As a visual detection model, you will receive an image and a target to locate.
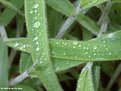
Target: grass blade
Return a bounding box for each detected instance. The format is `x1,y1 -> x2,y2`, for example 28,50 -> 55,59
5,30 -> 121,62
19,52 -> 83,73
0,0 -> 24,17
0,38 -> 8,88
0,0 -> 24,26
24,0 -> 62,90
76,62 -> 95,91
47,0 -> 74,16
80,0 -> 108,9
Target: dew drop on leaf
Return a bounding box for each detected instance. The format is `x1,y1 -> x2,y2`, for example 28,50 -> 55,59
34,21 -> 40,28
14,43 -> 19,47
34,4 -> 39,9
36,47 -> 40,51
73,41 -> 78,45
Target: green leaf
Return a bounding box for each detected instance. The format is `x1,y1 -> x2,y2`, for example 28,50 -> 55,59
80,0 -> 108,9
19,52 -> 82,73
93,65 -> 100,91
0,38 -> 8,88
76,13 -> 99,35
47,0 -> 74,16
24,0 -> 62,91
47,0 -> 100,35
0,0 -> 24,26
19,52 -> 33,73
6,30 -> 121,62
16,84 -> 36,91
0,0 -> 24,17
76,62 -> 95,91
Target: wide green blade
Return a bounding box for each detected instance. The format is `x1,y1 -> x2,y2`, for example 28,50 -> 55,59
24,0 -> 62,91
5,30 -> 121,62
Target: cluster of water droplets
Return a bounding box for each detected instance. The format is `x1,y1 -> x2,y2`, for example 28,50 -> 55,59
13,42 -> 30,51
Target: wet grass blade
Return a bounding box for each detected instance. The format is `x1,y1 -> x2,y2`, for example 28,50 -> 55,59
24,0 -> 62,91
76,62 -> 95,91
5,30 -> 121,62
80,0 -> 108,9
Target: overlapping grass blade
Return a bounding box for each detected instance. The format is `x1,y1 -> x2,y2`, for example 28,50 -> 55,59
80,0 -> 108,9
24,0 -> 62,90
6,30 -> 121,62
0,0 -> 24,17
0,0 -> 24,26
19,52 -> 82,73
76,62 -> 95,91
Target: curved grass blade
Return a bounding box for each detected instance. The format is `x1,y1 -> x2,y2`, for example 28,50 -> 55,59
47,0 -> 74,16
0,0 -> 24,26
80,0 -> 108,9
76,62 -> 95,91
47,0 -> 100,35
5,30 -> 121,62
24,0 -> 62,91
0,0 -> 24,17
0,38 -> 8,88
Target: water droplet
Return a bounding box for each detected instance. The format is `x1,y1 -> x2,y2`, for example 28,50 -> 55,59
108,33 -> 114,38
85,52 -> 88,54
73,41 -> 78,45
34,21 -> 40,28
43,53 -> 45,55
23,45 -> 26,48
35,17 -> 37,19
39,33 -> 41,36
34,4 -> 39,9
20,47 -> 23,49
106,48 -> 108,50
14,43 -> 19,47
34,10 -> 37,13
36,42 -> 39,45
88,55 -> 91,58
75,56 -> 77,58
56,42 -> 59,44
86,47 -> 89,50
103,41 -> 106,43
73,46 -> 76,48
79,45 -> 81,47
109,53 -> 111,55
84,46 -> 86,49
33,36 -> 38,41
30,10 -> 33,14
36,47 -> 39,51
93,46 -> 97,50
64,43 -> 66,45
40,61 -> 42,64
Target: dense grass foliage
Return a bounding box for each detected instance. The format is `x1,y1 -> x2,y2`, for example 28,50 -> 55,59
0,0 -> 121,91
